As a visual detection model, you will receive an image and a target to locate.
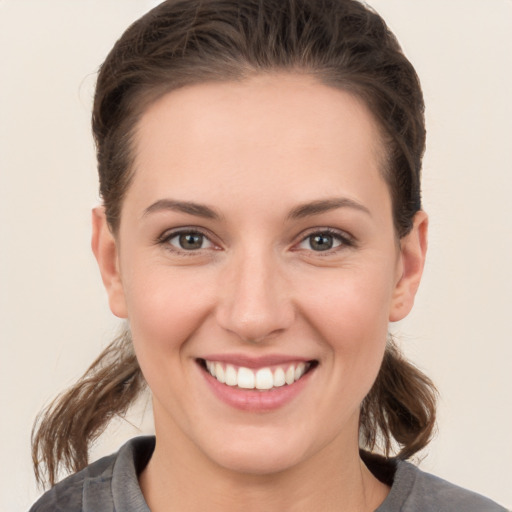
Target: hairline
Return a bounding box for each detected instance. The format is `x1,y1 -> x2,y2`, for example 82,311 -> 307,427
106,67 -> 400,238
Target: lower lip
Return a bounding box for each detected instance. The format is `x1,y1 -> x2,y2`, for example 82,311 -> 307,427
199,363 -> 315,412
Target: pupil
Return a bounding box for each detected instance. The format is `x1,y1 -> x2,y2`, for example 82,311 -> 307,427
311,233 -> 333,251
179,233 -> 203,250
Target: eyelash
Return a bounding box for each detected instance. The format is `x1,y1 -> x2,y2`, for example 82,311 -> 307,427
156,227 -> 356,254
156,228 -> 216,254
296,228 -> 356,254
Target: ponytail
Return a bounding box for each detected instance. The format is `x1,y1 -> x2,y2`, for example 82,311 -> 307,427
360,339 -> 438,459
31,329 -> 144,487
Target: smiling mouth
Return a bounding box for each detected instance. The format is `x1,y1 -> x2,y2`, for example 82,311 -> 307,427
198,358 -> 318,391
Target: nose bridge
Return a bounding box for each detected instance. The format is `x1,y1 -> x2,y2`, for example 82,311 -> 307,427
217,243 -> 294,342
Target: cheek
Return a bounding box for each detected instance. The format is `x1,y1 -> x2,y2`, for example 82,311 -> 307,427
121,263 -> 215,374
299,265 -> 393,388
302,264 -> 393,338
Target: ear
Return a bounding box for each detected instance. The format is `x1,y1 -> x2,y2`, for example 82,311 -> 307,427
389,210 -> 428,322
91,207 -> 128,318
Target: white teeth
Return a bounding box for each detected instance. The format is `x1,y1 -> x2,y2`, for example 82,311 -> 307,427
285,366 -> 295,385
205,360 -> 312,390
255,368 -> 273,390
215,362 -> 225,383
273,367 -> 286,387
225,364 -> 237,386
237,367 -> 255,389
295,362 -> 306,381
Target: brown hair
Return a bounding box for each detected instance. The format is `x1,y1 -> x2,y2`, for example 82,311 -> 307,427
32,0 -> 436,487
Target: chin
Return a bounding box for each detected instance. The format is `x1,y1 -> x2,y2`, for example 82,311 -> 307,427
211,443 -> 306,476
196,422 -> 323,477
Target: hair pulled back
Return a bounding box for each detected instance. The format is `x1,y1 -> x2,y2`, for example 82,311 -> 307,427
33,0 -> 436,487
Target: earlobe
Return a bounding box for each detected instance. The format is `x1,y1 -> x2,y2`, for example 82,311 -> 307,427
389,211 -> 428,322
91,207 -> 128,319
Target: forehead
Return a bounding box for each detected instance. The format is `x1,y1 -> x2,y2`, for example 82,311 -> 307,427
129,73 -> 388,214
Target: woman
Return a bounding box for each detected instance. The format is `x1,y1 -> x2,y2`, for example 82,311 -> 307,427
29,0 -> 508,510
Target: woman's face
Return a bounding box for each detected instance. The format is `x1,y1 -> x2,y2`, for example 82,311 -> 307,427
94,73 -> 426,475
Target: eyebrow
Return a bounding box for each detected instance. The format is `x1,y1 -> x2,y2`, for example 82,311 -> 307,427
142,197 -> 370,221
287,198 -> 371,219
142,199 -> 221,220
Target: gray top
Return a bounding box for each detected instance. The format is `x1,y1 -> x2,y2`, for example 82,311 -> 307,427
30,436 -> 508,512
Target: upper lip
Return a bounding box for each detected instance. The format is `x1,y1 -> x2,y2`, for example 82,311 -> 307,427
198,353 -> 315,369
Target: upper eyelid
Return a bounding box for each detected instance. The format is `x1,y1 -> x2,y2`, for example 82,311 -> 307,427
297,227 -> 354,242
155,227 -> 220,252
157,226 -> 214,242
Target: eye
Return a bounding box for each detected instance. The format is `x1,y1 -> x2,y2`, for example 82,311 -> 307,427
165,231 -> 214,251
297,230 -> 352,252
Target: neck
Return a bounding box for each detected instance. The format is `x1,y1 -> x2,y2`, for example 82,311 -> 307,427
139,418 -> 389,512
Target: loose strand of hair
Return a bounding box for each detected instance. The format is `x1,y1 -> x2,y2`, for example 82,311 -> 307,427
360,338 -> 438,460
31,329 -> 144,488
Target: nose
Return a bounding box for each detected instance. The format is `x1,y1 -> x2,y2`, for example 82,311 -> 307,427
215,247 -> 295,343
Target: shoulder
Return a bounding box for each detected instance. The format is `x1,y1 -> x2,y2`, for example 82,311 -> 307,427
28,452 -> 116,512
379,459 -> 508,512
29,436 -> 155,512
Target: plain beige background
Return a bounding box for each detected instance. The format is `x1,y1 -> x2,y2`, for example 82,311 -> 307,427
1,0 -> 511,510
